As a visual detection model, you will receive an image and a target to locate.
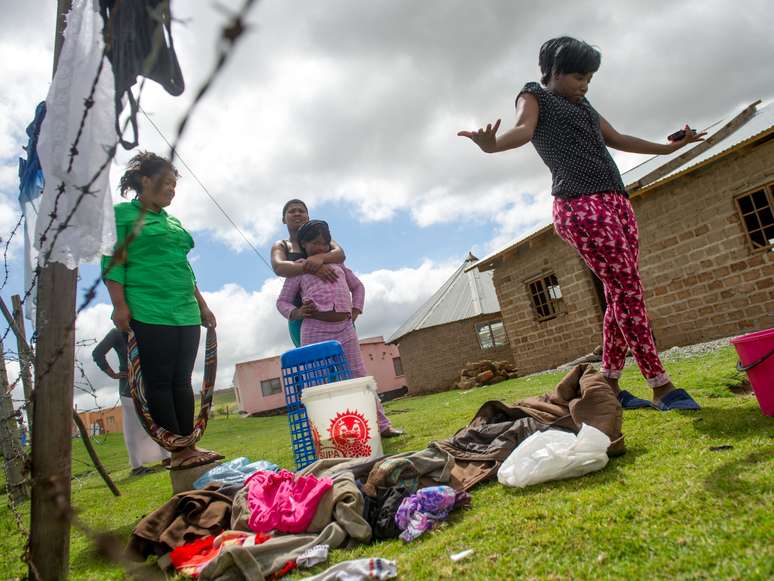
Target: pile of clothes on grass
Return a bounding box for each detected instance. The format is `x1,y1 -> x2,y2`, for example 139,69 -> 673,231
126,365 -> 624,580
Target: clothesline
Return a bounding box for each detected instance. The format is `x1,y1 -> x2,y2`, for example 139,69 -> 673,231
139,106 -> 274,274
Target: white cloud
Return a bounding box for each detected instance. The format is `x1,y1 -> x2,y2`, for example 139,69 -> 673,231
3,0 -> 773,257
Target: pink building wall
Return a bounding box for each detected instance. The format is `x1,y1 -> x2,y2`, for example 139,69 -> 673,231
233,337 -> 406,415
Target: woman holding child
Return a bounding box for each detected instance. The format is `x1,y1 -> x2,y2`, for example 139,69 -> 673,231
274,214 -> 403,437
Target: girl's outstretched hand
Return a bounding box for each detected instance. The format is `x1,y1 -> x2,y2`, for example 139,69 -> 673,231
457,119 -> 501,153
671,124 -> 707,151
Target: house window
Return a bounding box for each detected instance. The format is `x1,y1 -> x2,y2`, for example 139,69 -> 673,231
476,320 -> 508,350
736,185 -> 774,250
260,377 -> 282,397
527,273 -> 563,321
392,357 -> 404,377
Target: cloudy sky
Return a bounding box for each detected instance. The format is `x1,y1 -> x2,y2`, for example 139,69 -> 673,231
1,0 -> 772,410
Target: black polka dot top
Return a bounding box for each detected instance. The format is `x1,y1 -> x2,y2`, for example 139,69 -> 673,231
518,82 -> 627,199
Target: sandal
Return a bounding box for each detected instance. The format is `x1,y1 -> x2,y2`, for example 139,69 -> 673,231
170,450 -> 224,471
618,390 -> 659,410
657,388 -> 701,411
380,427 -> 405,438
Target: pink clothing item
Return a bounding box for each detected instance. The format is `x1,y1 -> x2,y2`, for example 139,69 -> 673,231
277,264 -> 365,319
552,192 -> 670,387
301,318 -> 392,431
245,469 -> 333,534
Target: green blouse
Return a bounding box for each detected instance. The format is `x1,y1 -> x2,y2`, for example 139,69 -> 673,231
102,200 -> 201,326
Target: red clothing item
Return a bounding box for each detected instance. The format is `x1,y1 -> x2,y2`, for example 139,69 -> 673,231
246,469 -> 333,534
169,531 -> 271,577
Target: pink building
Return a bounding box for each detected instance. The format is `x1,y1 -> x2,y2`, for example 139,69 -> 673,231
233,336 -> 406,415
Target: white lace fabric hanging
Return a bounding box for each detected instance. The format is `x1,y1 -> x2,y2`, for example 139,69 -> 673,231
35,0 -> 118,270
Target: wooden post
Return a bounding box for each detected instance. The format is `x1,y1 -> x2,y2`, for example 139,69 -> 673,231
71,411 -> 121,497
29,264 -> 77,581
1,296 -> 120,497
0,337 -> 28,504
29,1 -> 76,578
12,295 -> 34,434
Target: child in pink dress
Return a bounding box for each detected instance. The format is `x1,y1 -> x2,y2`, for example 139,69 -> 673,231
276,220 -> 402,437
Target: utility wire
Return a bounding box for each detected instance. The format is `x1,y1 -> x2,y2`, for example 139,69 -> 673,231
140,107 -> 274,273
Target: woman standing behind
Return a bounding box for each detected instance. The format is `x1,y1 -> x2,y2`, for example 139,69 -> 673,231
102,152 -> 222,469
271,199 -> 346,347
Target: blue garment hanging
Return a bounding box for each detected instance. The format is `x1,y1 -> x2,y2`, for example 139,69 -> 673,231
17,101 -> 46,323
18,101 -> 46,208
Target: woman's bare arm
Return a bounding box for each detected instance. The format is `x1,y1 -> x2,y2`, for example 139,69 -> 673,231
600,116 -> 705,154
457,93 -> 539,153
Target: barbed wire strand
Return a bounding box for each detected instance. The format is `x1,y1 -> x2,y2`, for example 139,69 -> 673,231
1,1 -> 262,577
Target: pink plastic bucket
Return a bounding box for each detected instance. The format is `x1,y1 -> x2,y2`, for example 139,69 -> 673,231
730,327 -> 774,416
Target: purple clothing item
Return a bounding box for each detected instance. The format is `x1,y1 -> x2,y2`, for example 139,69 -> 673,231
277,264 -> 365,318
245,469 -> 333,534
395,486 -> 470,542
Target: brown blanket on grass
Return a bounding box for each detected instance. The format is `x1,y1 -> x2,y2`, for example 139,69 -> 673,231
126,484 -> 232,560
435,364 -> 624,491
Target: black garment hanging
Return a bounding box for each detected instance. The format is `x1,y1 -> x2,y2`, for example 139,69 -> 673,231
99,0 -> 185,149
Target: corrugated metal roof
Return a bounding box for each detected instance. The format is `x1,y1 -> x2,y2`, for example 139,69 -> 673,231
388,253 -> 502,343
467,99 -> 773,273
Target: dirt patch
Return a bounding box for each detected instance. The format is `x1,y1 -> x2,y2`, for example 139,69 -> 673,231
728,378 -> 754,396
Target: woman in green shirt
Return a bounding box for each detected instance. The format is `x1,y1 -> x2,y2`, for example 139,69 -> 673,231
102,152 -> 221,470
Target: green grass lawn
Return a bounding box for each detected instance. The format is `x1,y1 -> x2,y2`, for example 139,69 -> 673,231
1,346 -> 772,580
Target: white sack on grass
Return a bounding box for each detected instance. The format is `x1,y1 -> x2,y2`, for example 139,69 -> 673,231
35,0 -> 117,269
497,423 -> 610,488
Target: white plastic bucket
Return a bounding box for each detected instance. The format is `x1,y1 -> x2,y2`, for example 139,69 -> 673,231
301,376 -> 383,460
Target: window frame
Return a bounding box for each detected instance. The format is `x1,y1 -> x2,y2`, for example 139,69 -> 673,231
735,183 -> 774,253
525,272 -> 563,322
475,320 -> 509,350
260,377 -> 282,397
392,356 -> 404,377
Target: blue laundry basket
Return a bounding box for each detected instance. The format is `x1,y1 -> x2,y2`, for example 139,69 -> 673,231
281,340 -> 353,469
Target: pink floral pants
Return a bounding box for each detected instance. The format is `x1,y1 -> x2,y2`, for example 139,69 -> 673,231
552,192 -> 670,387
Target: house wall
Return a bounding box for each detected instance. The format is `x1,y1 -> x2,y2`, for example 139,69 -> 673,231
491,137 -> 774,375
492,236 -> 604,375
234,340 -> 406,415
635,138 -> 774,347
74,405 -> 124,436
396,313 -> 514,394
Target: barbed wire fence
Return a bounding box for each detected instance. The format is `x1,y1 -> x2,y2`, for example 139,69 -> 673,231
0,0 -> 260,578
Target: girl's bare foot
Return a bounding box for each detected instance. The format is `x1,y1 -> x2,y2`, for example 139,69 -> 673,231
604,377 -> 621,395
652,381 -> 676,404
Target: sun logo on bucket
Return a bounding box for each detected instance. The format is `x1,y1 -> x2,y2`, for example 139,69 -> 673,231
328,409 -> 372,458
312,423 -> 342,459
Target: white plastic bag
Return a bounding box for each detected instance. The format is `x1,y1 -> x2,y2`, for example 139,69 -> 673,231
497,423 -> 611,488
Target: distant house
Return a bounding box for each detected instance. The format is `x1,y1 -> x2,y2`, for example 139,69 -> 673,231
388,253 -> 513,394
470,100 -> 774,375
233,336 -> 406,415
73,405 -> 123,437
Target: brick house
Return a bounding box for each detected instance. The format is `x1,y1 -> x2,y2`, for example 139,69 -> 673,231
388,253 -> 513,393
470,100 -> 774,375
